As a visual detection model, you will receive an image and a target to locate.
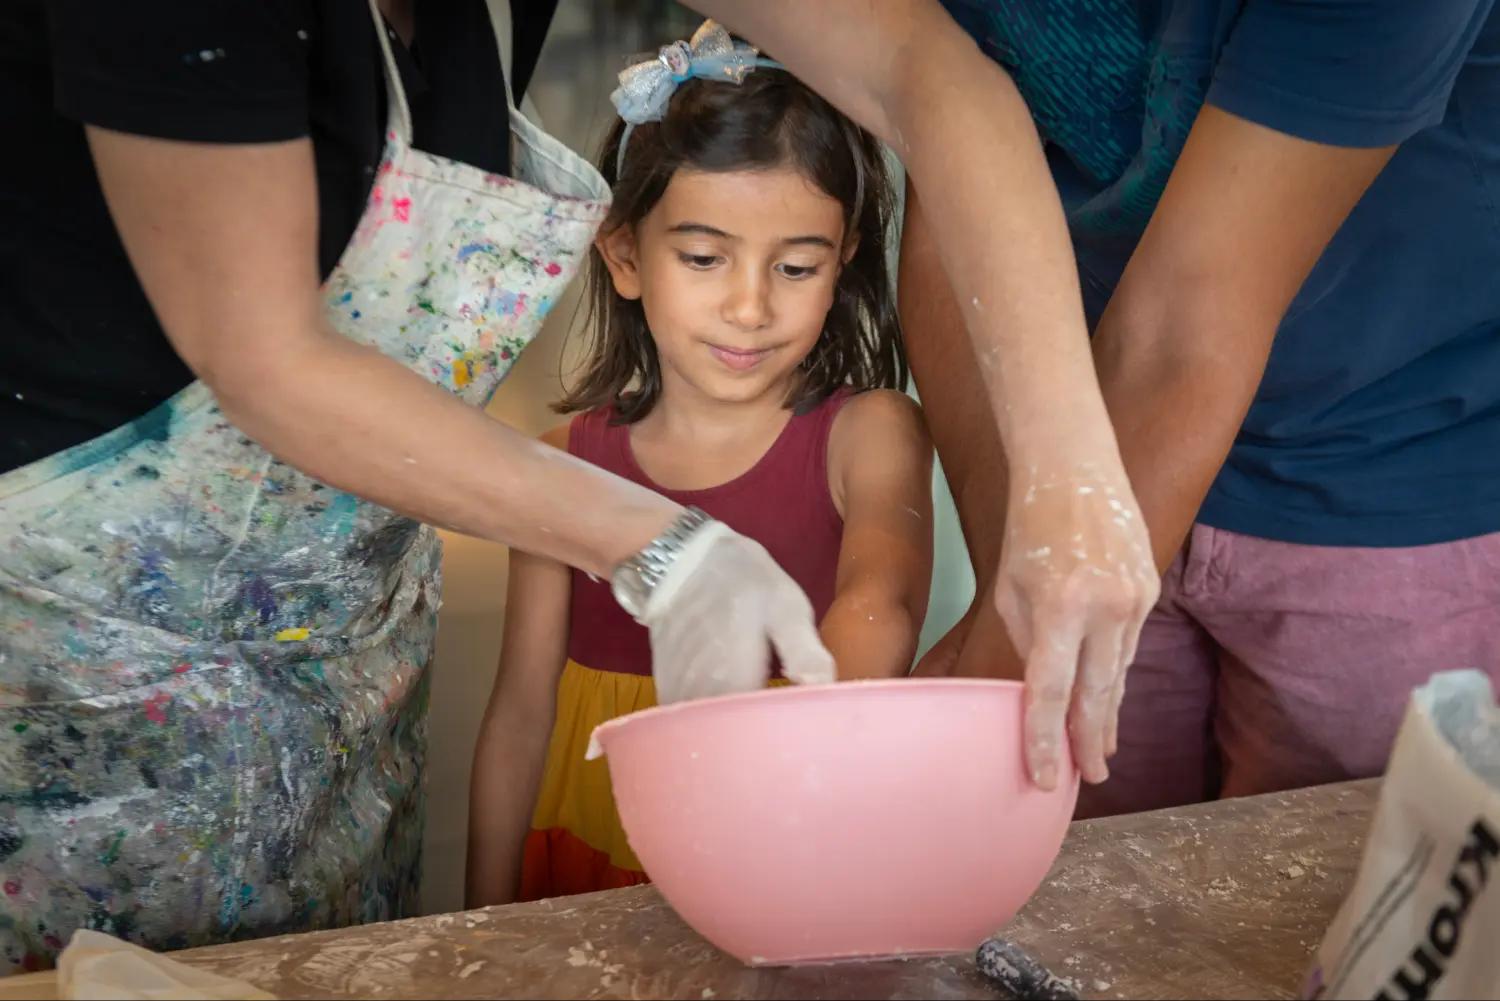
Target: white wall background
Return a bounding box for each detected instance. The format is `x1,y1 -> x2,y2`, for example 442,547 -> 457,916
420,0 -> 976,916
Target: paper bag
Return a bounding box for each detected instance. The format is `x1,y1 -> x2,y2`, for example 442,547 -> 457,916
1305,670 -> 1500,1000
56,930 -> 273,1001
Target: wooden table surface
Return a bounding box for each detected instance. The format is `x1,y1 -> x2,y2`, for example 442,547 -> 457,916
165,780 -> 1377,1000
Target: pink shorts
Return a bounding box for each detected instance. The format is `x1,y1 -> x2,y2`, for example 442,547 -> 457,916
1077,524 -> 1500,819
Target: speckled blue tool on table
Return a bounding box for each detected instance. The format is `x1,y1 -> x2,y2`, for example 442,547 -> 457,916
977,937 -> 1080,1000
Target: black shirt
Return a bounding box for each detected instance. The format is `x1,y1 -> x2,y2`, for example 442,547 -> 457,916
0,0 -> 556,473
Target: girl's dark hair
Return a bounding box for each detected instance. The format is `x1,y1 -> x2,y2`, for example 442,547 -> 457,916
557,67 -> 907,422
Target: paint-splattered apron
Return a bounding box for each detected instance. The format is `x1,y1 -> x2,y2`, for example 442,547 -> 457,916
0,0 -> 607,972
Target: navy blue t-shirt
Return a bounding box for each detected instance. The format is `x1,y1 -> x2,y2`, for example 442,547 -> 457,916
945,0 -> 1500,547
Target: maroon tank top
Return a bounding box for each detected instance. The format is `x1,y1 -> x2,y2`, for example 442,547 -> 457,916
566,390 -> 852,677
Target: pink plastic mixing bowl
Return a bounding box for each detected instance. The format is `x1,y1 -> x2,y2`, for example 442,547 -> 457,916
590,678 -> 1078,966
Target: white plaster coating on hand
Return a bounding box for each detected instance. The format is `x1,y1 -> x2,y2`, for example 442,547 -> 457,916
996,457 -> 1160,789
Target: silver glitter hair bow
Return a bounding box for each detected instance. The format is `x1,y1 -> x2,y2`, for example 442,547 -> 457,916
610,20 -> 781,175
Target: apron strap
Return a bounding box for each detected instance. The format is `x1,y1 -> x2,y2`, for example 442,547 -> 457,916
482,0 -> 520,113
367,0 -> 521,140
366,0 -> 416,143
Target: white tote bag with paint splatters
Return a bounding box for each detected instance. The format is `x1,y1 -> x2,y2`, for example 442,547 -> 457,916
1305,670 -> 1500,1000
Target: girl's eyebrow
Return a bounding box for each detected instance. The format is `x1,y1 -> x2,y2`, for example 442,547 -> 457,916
783,234 -> 837,249
668,222 -> 734,239
668,221 -> 835,249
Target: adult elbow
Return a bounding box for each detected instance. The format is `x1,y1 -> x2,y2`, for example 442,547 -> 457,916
197,351 -> 276,431
197,315 -> 338,426
1096,278 -> 1279,400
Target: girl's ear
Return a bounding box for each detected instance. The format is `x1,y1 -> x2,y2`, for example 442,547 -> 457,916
596,224 -> 644,301
841,228 -> 861,266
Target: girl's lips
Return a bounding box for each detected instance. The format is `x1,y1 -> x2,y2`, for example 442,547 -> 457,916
708,343 -> 773,371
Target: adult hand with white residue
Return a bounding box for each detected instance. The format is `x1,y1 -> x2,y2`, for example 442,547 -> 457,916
996,453 -> 1158,791
892,162 -> 1158,790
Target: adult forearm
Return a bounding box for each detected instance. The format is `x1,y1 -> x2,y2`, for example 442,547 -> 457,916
82,125 -> 678,580
899,183 -> 1008,582
212,325 -> 678,578
887,37 -> 1106,467
1093,314 -> 1268,571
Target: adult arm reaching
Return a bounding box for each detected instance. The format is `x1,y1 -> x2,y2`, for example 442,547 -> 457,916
87,125 -> 835,700
695,0 -> 1159,788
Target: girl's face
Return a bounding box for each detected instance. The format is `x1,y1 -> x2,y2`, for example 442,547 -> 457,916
597,165 -> 854,408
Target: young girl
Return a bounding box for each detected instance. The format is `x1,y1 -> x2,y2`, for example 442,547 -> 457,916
466,25 -> 934,905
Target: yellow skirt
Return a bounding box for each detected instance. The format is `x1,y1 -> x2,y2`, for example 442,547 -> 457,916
520,659 -> 788,900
